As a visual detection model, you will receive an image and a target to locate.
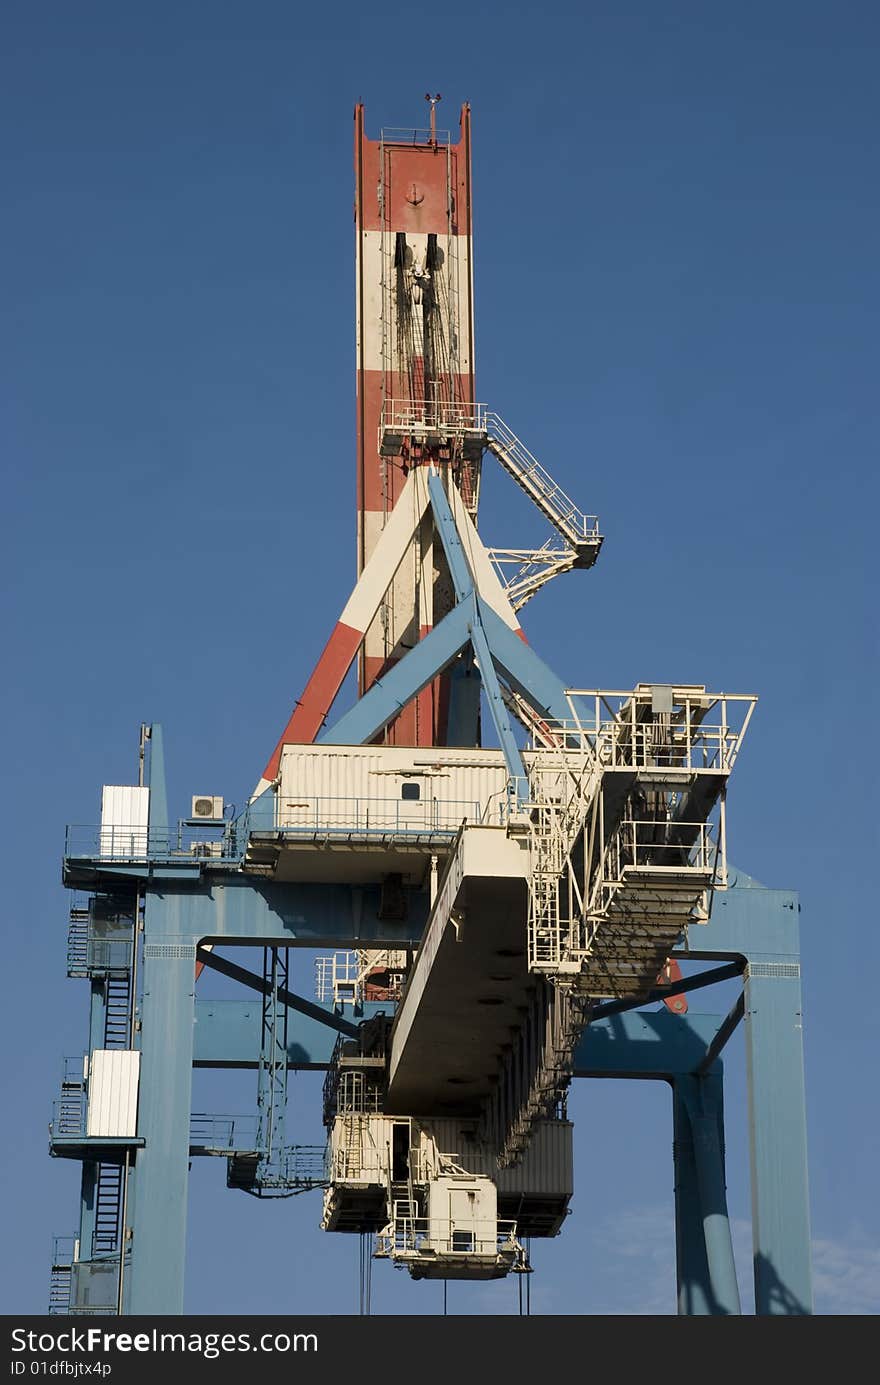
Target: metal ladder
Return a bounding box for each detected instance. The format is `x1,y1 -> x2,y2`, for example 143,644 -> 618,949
527,803 -> 566,969
525,749 -> 602,973
92,1163 -> 124,1256
103,974 -> 131,1049
341,1112 -> 363,1179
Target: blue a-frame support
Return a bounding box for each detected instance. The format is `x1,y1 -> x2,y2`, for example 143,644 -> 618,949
324,471 -> 572,787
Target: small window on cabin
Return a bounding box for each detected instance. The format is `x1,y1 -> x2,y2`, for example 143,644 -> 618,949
401,782 -> 421,801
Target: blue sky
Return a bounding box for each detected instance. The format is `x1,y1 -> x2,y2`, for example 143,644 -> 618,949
2,1 -> 877,1315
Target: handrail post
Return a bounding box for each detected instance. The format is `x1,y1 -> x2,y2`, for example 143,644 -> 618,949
685,696 -> 692,769
721,696 -> 728,771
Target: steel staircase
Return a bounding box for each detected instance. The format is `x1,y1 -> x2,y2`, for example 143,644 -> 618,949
48,1238 -> 75,1315
48,1263 -> 72,1313
579,875 -> 710,999
50,891 -> 140,1312
484,412 -> 602,558
88,966 -> 133,1259
66,906 -> 90,977
576,815 -> 715,998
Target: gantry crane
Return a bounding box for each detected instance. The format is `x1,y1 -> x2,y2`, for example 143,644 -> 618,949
48,102 -> 812,1316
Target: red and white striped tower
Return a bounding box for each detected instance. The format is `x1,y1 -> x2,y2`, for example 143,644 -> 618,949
254,102 -> 479,796
355,99 -> 476,746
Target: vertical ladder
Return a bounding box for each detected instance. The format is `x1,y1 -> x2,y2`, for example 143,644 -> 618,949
342,1114 -> 363,1179
92,1163 -> 124,1256
528,803 -> 565,968
103,974 -> 131,1049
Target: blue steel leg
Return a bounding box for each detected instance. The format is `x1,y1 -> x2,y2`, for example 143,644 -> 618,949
673,1079 -> 714,1314
77,1164 -> 98,1264
88,979 -> 107,1053
446,652 -> 480,746
126,898 -> 197,1314
744,962 -> 812,1314
677,1071 -> 741,1314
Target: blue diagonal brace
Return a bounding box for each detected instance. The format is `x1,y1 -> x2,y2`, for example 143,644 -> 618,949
321,600 -> 473,746
426,470 -> 474,604
427,471 -> 526,787
476,600 -> 573,725
469,615 -> 527,788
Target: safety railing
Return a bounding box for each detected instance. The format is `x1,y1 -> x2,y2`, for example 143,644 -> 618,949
51,1094 -> 87,1140
379,401 -> 600,548
526,688 -> 757,774
380,126 -> 452,147
68,1259 -> 121,1314
85,935 -> 133,971
586,817 -> 722,930
606,819 -> 717,877
68,926 -> 133,975
252,1146 -> 329,1190
189,1113 -> 260,1154
65,823 -> 243,864
315,951 -> 360,1004
376,1207 -> 521,1258
51,1235 -> 77,1268
50,1057 -> 87,1140
62,1054 -> 86,1086
52,1105 -> 275,1154
274,796 -> 481,837
382,398 -> 483,432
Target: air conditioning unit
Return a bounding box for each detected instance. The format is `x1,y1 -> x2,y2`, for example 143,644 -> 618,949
190,841 -> 224,859
191,795 -> 224,820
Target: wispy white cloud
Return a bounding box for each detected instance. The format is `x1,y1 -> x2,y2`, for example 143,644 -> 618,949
574,1205 -> 879,1316
811,1234 -> 880,1315
582,1205 -> 677,1315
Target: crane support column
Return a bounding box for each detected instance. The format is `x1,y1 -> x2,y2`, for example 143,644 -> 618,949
673,1078 -> 713,1314
126,900 -> 197,1315
673,1071 -> 740,1315
744,960 -> 812,1314
686,881 -> 812,1314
